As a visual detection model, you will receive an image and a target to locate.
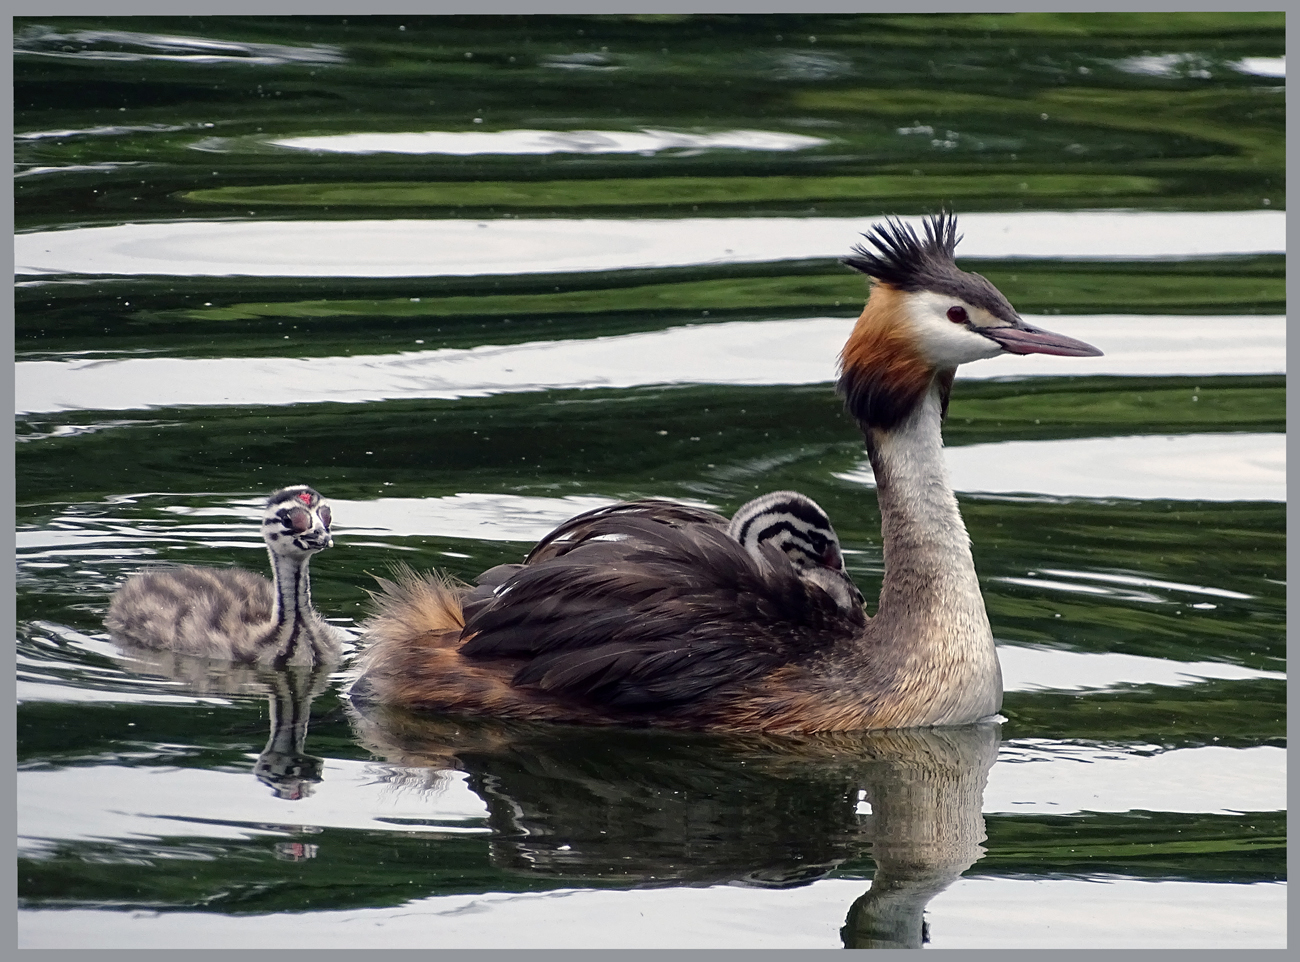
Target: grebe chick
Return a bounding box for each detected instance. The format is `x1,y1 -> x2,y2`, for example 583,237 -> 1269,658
349,212 -> 1101,733
106,486 -> 343,668
726,490 -> 864,611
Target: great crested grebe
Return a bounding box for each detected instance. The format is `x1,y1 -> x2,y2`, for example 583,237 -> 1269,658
349,212 -> 1101,732
106,485 -> 343,668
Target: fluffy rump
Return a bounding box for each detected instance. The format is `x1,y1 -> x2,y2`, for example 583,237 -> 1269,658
362,563 -> 467,640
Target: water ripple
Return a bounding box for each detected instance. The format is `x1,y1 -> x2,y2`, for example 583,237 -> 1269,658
14,211 -> 1284,278
998,644 -> 1283,693
840,433 -> 1285,502
270,128 -> 831,156
13,314 -> 1285,414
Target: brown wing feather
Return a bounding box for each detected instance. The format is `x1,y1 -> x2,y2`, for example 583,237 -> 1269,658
524,499 -> 729,563
461,519 -> 865,710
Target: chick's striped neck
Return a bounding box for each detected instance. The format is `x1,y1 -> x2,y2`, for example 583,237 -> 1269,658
265,548 -> 314,666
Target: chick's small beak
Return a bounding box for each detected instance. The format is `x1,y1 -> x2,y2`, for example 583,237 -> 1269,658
979,319 -> 1103,357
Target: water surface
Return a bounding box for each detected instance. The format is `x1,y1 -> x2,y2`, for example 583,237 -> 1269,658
15,12 -> 1285,951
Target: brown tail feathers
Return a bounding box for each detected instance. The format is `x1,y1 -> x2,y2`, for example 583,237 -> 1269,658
364,563 -> 467,643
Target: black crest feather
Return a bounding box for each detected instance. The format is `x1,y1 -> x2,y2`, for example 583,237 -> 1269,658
841,212 -> 961,292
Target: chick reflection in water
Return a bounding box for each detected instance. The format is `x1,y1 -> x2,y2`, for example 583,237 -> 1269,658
350,707 -> 999,948
117,648 -> 334,801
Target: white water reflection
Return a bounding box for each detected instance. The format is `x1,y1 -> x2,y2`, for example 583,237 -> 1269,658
1113,53 -> 1216,79
14,211 -> 1285,278
15,123 -> 191,140
998,644 -> 1283,693
927,878 -> 1284,950
270,128 -> 830,156
542,51 -> 619,72
15,680 -> 234,706
993,570 -> 1256,604
331,492 -> 629,543
951,433 -> 1282,502
14,162 -> 155,180
17,759 -> 489,853
13,25 -> 345,66
1112,52 -> 1285,81
840,433 -> 1284,502
1020,569 -> 1254,601
17,493 -> 630,558
16,877 -> 1288,949
12,314 -> 1285,415
15,739 -> 1283,853
1234,56 -> 1285,78
987,742 -> 1284,815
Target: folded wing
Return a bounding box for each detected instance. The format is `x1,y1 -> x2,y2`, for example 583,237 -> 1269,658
460,512 -> 866,709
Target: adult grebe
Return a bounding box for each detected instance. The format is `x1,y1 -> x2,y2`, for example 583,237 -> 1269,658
348,213 -> 1101,731
106,485 -> 343,668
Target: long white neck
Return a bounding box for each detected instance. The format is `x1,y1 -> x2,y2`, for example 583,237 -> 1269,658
863,383 -> 1002,724
263,548 -> 315,667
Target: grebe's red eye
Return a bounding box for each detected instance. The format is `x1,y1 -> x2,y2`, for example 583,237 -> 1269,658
318,505 -> 332,529
947,305 -> 969,324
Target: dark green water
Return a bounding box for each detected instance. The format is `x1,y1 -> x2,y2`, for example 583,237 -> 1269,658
15,13 -> 1285,949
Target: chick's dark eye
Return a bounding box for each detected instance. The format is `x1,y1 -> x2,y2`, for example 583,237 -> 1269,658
318,505 -> 332,529
947,305 -> 969,324
285,507 -> 311,533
